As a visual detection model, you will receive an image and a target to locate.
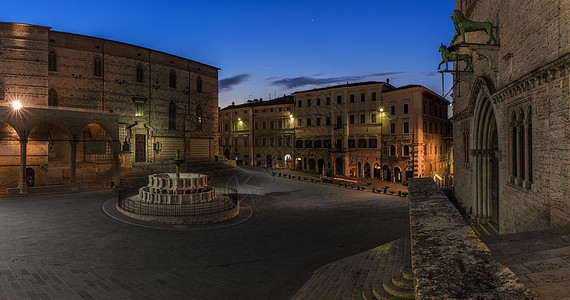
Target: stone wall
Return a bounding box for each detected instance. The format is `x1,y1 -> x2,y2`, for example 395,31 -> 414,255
408,178 -> 537,299
451,0 -> 570,232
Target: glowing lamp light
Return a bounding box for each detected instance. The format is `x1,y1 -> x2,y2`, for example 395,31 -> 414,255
379,108 -> 384,112
12,101 -> 23,110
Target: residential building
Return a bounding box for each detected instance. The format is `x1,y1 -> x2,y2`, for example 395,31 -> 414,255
219,96 -> 295,167
293,82 -> 452,185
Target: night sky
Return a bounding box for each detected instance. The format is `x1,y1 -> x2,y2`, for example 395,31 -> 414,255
2,0 -> 455,107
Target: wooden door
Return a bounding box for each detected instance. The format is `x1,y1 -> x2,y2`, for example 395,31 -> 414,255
135,134 -> 146,162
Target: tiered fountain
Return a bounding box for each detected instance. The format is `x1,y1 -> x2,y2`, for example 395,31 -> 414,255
117,151 -> 239,224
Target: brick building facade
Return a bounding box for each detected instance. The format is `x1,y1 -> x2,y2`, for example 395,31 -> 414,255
0,21 -> 218,192
450,0 -> 569,232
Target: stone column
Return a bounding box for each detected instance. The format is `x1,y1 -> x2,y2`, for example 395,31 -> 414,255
18,138 -> 29,194
69,138 -> 78,188
515,123 -> 523,185
523,120 -> 531,188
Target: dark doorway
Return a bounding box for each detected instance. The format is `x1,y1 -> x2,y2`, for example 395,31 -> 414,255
308,158 -> 316,171
317,159 -> 325,175
266,154 -> 272,167
373,163 -> 381,179
135,134 -> 146,162
394,167 -> 402,183
335,157 -> 344,175
26,167 -> 35,187
383,166 -> 391,181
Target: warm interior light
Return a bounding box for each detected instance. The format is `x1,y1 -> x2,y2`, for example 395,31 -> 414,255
12,101 -> 22,110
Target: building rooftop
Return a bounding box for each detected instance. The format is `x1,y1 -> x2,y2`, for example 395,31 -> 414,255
220,96 -> 294,111
291,81 -> 392,94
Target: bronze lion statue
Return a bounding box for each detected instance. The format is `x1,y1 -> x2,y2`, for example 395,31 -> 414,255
451,9 -> 497,45
438,44 -> 472,71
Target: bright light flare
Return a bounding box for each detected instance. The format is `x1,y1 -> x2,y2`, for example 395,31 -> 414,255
12,101 -> 22,110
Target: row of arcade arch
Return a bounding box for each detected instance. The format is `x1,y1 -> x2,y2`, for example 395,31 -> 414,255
0,112 -> 119,193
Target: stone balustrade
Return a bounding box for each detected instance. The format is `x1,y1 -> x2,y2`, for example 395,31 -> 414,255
147,173 -> 208,192
139,186 -> 216,204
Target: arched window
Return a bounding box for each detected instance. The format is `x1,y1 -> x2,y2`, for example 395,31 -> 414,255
168,101 -> 176,130
48,51 -> 57,71
423,121 -> 427,133
0,81 -> 4,101
527,106 -> 532,182
48,88 -> 58,106
403,145 -> 410,156
429,122 -> 433,133
94,57 -> 102,76
511,112 -> 517,179
519,109 -> 525,181
197,76 -> 203,92
169,70 -> 176,88
390,145 -> 396,156
136,65 -> 144,82
196,105 -> 203,130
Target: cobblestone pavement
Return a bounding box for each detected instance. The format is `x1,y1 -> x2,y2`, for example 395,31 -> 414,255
0,168 -> 409,299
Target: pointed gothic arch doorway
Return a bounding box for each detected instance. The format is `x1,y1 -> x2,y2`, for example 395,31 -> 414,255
472,94 -> 500,230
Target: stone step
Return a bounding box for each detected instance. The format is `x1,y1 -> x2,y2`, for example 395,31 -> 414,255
374,238 -> 414,299
350,250 -> 377,300
315,254 -> 360,300
333,252 -> 371,300
391,236 -> 413,290
401,234 -> 413,281
365,241 -> 400,300
291,263 -> 334,300
361,244 -> 392,300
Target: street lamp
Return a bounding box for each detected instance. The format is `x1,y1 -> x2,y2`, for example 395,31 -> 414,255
12,101 -> 22,110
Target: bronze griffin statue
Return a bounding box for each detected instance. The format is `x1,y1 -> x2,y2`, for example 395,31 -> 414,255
438,44 -> 472,71
450,9 -> 497,45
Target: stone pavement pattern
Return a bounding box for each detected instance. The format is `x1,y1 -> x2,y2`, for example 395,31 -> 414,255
479,226 -> 570,300
0,168 -> 409,299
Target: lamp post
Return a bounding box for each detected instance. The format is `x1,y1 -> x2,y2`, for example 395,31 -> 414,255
12,101 -> 29,193
378,107 -> 384,180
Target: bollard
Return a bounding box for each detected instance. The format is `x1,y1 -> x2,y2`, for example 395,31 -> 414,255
398,191 -> 402,196
384,189 -> 387,194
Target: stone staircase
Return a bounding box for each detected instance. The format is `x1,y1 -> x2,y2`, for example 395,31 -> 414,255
292,235 -> 414,300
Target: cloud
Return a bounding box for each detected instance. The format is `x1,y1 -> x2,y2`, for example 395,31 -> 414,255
219,74 -> 251,92
268,72 -> 406,90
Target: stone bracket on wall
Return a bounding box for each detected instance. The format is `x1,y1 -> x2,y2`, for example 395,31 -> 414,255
460,44 -> 500,72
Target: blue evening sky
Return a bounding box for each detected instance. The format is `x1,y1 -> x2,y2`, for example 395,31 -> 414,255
1,0 -> 455,107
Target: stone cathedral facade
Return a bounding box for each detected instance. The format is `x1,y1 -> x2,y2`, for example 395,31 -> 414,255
0,21 -> 218,192
450,0 -> 569,233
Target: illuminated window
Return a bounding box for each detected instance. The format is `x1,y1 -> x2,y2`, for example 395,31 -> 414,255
48,51 -> 57,71
196,105 -> 203,130
48,88 -> 58,106
134,102 -> 144,116
93,57 -> 102,76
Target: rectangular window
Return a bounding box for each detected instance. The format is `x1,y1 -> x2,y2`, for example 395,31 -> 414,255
326,116 -> 331,125
262,122 -> 266,129
286,136 -> 291,146
298,119 -> 303,126
296,140 -> 303,148
360,114 -> 365,124
336,139 -> 342,149
337,96 -> 342,104
277,120 -> 282,129
270,108 -> 274,112
404,121 -> 409,133
404,104 -> 409,114
305,140 -> 312,148
348,139 -> 355,148
262,138 -> 267,146
316,98 -> 321,106
134,102 -> 144,116
350,94 -> 354,103
314,140 -> 322,148
324,140 -> 331,148
336,116 -> 342,127
277,137 -> 282,146
391,106 -> 396,115
255,122 -> 259,130
360,93 -> 365,102
369,139 -> 377,148
371,114 -> 377,123
350,115 -> 355,124
255,138 -> 259,147
307,99 -> 312,107
391,122 -> 396,134
326,97 -> 331,105
316,118 -> 321,126
372,92 -> 376,101
358,139 -> 367,148
298,100 -> 302,108
270,121 -> 274,129
270,138 -> 274,146
306,118 -> 312,126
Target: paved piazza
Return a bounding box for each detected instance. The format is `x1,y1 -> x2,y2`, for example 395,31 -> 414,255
0,168 -> 409,299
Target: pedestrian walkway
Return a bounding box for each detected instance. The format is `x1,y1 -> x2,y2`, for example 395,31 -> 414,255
273,168 -> 409,195
476,224 -> 570,299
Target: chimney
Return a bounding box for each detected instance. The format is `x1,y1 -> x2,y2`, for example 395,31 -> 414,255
386,78 -> 390,84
